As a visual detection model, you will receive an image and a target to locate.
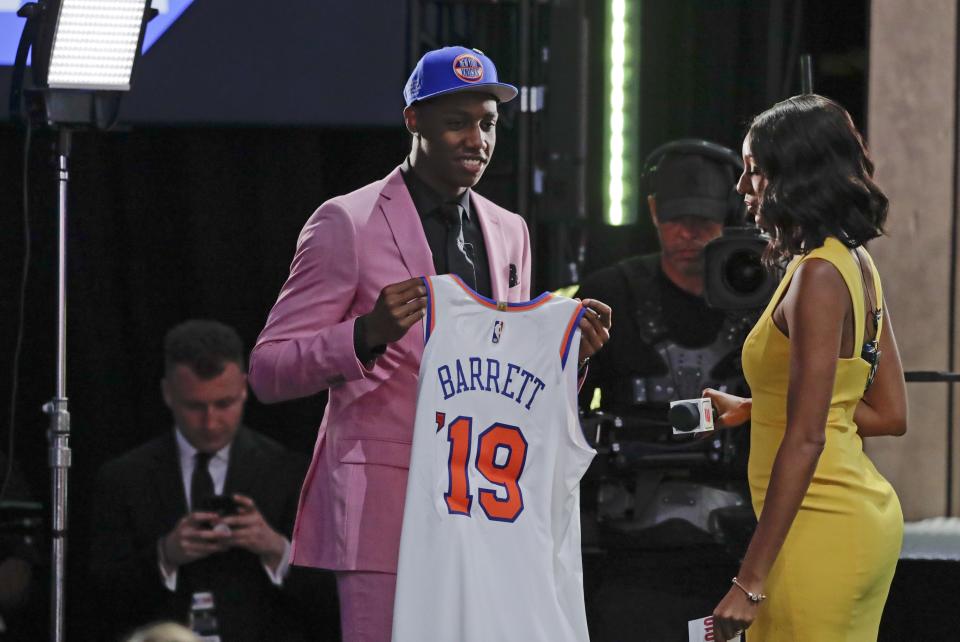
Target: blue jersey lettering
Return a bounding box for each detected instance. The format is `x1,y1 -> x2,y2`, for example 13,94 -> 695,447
500,363 -> 521,400
435,357 -> 546,411
524,377 -> 546,410
455,360 -> 469,395
438,365 -> 455,400
486,358 -> 501,393
469,357 -> 485,391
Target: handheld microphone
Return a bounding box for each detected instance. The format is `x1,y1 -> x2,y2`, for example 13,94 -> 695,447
669,398 -> 716,435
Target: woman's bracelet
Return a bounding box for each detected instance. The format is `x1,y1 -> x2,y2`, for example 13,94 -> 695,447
731,577 -> 767,603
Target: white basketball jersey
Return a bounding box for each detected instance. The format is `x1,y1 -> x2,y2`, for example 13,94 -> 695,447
392,275 -> 596,642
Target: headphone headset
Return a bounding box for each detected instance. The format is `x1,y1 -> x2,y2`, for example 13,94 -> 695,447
641,138 -> 746,226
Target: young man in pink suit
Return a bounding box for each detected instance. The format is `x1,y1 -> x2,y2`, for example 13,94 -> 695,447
249,46 -> 611,641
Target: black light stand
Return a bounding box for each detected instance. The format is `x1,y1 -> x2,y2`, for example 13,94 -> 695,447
10,3 -> 153,640
45,125 -> 71,642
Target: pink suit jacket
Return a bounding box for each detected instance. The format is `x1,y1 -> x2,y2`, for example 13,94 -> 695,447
249,166 -> 532,573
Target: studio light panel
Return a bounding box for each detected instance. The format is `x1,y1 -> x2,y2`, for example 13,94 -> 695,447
46,0 -> 148,90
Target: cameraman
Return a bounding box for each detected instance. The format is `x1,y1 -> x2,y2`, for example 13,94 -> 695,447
577,143 -> 759,641
579,146 -> 754,414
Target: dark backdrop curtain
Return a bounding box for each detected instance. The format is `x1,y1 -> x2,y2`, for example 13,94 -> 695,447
0,123 -> 407,637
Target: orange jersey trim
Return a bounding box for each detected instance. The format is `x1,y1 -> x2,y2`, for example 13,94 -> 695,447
560,305 -> 587,369
449,274 -> 553,311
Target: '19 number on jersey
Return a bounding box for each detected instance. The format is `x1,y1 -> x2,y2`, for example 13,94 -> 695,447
442,415 -> 528,522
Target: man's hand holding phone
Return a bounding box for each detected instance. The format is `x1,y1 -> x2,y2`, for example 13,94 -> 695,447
159,509 -> 232,571
222,494 -> 287,572
159,494 -> 287,574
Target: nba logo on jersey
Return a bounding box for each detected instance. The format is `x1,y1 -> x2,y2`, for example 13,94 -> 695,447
491,319 -> 504,343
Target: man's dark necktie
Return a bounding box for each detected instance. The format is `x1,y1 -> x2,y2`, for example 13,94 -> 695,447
191,452 -> 214,510
441,202 -> 477,291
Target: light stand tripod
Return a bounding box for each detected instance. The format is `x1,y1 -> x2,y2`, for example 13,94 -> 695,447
10,3 -> 154,639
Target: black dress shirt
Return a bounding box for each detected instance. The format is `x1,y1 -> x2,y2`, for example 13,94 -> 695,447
399,158 -> 492,298
354,159 -> 493,363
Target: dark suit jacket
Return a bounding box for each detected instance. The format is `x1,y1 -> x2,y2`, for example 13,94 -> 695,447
88,426 -> 309,642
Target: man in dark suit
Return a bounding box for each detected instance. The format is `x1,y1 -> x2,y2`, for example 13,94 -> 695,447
89,320 -> 312,641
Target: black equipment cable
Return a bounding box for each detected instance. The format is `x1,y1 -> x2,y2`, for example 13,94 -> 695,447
1,122 -> 33,502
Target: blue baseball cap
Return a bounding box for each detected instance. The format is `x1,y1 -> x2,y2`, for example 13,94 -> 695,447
403,46 -> 518,107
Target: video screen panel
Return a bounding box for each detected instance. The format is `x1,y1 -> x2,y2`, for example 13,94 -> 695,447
0,0 -> 408,126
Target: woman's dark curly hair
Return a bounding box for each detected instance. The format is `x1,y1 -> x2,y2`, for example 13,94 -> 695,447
748,94 -> 888,262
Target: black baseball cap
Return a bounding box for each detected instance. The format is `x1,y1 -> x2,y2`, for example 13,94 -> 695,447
653,153 -> 736,223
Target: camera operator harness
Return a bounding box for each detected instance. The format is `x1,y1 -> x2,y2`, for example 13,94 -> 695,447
614,254 -> 755,403
584,254 -> 760,553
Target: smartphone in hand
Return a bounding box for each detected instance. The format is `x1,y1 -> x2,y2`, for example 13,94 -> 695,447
196,495 -> 239,517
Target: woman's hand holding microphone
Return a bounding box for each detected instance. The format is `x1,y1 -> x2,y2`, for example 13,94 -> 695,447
701,388 -> 752,429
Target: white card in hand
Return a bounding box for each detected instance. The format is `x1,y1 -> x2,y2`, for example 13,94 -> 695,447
688,615 -> 742,642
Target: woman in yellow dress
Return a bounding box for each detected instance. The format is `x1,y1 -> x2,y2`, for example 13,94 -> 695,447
705,94 -> 908,641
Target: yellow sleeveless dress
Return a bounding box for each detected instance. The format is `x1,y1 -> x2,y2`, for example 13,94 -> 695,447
743,237 -> 903,641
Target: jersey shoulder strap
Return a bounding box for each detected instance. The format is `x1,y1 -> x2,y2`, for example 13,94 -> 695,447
557,299 -> 587,371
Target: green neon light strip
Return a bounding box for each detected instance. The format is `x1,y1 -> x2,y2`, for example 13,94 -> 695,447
605,0 -> 639,226
608,0 -> 627,225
